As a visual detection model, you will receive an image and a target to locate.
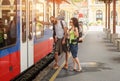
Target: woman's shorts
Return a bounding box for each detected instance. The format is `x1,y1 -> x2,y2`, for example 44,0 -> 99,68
69,44 -> 78,58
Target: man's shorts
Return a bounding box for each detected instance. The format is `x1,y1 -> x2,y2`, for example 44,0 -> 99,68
55,38 -> 69,54
62,39 -> 69,53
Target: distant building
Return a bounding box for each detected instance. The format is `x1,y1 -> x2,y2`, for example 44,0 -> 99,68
88,0 -> 120,26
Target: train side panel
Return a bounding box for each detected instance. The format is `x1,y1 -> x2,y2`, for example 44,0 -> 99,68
0,51 -> 20,81
34,39 -> 53,63
34,28 -> 53,63
0,0 -> 20,80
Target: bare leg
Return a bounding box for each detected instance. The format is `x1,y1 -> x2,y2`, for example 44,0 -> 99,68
73,58 -> 77,70
55,52 -> 58,65
54,52 -> 59,69
64,52 -> 69,69
74,57 -> 82,70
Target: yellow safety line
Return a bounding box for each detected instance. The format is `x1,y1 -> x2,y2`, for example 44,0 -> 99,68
49,54 -> 71,81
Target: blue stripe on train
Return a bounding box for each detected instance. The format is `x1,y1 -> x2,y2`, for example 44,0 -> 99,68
34,27 -> 53,43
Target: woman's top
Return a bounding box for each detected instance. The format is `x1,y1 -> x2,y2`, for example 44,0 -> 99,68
69,28 -> 77,44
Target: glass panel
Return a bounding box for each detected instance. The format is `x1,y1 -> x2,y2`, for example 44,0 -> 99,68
96,10 -> 103,21
29,1 -> 32,40
0,0 -> 17,49
35,2 -> 44,39
22,0 -> 26,43
46,3 -> 52,22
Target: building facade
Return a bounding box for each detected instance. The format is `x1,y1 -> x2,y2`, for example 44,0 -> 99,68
88,0 -> 120,26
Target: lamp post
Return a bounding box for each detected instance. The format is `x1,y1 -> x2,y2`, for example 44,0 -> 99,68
113,0 -> 116,34
105,2 -> 107,29
99,0 -> 118,43
107,0 -> 111,30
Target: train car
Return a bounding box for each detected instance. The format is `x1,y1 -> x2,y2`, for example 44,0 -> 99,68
0,0 -> 53,81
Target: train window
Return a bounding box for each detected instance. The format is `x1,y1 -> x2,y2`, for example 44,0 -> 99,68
29,2 -> 32,40
35,2 -> 44,39
46,2 -> 52,22
22,0 -> 26,43
0,0 -> 17,49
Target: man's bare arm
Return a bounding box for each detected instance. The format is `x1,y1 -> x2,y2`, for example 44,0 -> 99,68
36,20 -> 51,25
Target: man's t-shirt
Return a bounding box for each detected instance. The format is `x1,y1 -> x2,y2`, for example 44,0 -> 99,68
54,20 -> 67,39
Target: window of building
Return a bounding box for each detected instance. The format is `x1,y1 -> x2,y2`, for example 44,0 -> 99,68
96,10 -> 103,21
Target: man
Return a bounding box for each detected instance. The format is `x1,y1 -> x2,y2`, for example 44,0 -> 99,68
50,16 -> 69,69
37,16 -> 69,69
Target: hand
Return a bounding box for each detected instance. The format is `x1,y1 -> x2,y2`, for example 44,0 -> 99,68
62,39 -> 65,44
79,37 -> 83,41
54,36 -> 58,42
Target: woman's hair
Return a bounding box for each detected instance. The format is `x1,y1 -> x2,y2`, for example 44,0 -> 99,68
71,17 -> 79,29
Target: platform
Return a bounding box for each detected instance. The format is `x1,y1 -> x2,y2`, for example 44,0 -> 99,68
34,26 -> 120,81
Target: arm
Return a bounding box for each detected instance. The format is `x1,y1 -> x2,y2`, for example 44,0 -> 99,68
63,27 -> 68,40
62,26 -> 68,44
35,18 -> 51,25
39,21 -> 51,25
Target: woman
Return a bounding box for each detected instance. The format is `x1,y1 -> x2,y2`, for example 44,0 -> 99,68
68,17 -> 82,72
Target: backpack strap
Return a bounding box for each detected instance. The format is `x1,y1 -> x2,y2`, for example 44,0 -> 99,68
60,20 -> 64,29
53,23 -> 56,38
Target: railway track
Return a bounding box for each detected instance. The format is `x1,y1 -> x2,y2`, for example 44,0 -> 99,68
11,52 -> 54,81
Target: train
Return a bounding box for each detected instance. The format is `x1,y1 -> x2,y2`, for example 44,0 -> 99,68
0,0 -> 54,81
0,0 -> 74,81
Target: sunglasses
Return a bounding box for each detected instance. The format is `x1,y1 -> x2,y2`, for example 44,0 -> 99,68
70,21 -> 73,23
51,20 -> 54,23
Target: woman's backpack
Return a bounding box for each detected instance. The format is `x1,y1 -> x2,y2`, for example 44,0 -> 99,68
77,26 -> 83,43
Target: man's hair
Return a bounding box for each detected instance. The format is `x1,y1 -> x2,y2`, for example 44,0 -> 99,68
50,16 -> 55,19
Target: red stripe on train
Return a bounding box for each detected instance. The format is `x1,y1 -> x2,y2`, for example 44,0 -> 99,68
34,39 -> 53,63
0,51 -> 20,81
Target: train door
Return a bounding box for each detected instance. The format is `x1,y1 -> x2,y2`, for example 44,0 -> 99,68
27,0 -> 34,67
20,0 -> 34,72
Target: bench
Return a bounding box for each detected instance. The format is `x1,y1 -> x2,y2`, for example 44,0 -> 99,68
117,40 -> 120,51
114,38 -> 120,46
